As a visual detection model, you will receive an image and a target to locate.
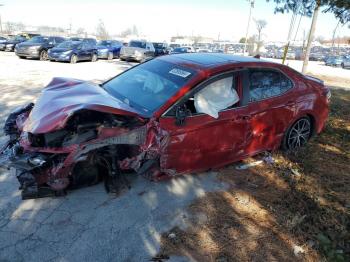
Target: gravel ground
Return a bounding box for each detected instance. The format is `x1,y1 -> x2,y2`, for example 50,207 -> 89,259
0,52 -> 349,262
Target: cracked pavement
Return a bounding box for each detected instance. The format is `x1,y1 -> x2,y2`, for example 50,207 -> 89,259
0,167 -> 228,262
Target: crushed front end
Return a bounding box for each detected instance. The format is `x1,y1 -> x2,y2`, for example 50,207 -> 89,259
0,102 -> 167,199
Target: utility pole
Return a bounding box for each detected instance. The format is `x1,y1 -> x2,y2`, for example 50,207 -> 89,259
0,4 -> 4,35
331,20 -> 340,54
302,0 -> 320,74
243,0 -> 254,56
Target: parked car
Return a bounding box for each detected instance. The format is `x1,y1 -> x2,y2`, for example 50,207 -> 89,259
48,40 -> 98,63
0,36 -> 7,44
325,56 -> 344,67
70,37 -> 97,46
15,36 -> 65,60
152,42 -> 169,56
119,40 -> 155,62
96,40 -> 122,60
341,56 -> 350,69
0,35 -> 29,51
309,52 -> 325,61
170,46 -> 195,54
0,53 -> 330,199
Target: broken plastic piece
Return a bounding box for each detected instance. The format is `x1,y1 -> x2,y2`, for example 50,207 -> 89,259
235,160 -> 263,170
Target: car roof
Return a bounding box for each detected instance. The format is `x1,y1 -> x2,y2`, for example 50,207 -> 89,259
159,53 -> 265,70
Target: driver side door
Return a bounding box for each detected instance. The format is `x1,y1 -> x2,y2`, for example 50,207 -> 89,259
158,72 -> 251,174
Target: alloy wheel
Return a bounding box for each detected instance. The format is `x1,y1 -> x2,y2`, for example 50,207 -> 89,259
107,52 -> 113,60
40,50 -> 48,61
287,118 -> 311,149
70,54 -> 77,64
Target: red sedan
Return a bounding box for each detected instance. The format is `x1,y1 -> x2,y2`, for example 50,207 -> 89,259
0,53 -> 330,199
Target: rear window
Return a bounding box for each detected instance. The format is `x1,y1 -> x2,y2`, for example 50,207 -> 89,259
129,41 -> 146,48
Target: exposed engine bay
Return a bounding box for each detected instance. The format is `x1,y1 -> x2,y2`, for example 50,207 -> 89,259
0,78 -> 170,200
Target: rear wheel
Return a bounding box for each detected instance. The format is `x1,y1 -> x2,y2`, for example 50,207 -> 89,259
70,54 -> 78,64
341,63 -> 345,69
282,117 -> 312,150
107,52 -> 113,60
91,53 -> 98,62
39,50 -> 48,61
18,56 -> 26,59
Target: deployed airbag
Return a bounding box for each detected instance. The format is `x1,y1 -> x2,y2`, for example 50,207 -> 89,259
194,77 -> 239,118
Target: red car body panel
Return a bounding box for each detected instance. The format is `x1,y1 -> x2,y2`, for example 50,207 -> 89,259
0,54 -> 330,198
24,77 -> 145,134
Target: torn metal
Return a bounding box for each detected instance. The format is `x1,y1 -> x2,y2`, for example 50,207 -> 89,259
0,78 -> 172,199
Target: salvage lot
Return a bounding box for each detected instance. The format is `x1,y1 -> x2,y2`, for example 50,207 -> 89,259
0,52 -> 349,261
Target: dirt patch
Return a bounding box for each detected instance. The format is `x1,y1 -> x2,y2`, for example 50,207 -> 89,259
158,83 -> 350,261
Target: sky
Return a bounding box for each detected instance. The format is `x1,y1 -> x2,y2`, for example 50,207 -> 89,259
0,0 -> 349,42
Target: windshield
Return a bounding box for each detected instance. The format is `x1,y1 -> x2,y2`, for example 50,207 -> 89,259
103,60 -> 195,114
129,41 -> 146,48
57,41 -> 81,48
26,36 -> 48,43
173,47 -> 187,53
11,36 -> 26,41
153,43 -> 165,48
98,41 -> 112,47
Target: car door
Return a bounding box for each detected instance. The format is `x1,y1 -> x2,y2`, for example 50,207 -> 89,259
244,68 -> 296,155
80,42 -> 90,60
158,72 -> 251,174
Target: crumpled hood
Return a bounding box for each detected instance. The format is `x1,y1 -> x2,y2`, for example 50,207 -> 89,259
23,77 -> 146,134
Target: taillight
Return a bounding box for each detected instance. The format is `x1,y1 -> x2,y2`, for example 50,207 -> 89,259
322,88 -> 331,102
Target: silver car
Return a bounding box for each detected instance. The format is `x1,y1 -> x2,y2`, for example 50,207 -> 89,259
119,40 -> 155,62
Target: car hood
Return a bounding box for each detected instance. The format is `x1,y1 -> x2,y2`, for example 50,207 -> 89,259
17,42 -> 43,48
23,78 -> 147,134
5,40 -> 20,45
97,46 -> 110,50
49,47 -> 73,53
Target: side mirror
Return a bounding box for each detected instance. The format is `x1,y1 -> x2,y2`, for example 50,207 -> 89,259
175,105 -> 189,126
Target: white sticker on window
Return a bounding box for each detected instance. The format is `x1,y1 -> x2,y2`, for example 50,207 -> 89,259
169,68 -> 191,78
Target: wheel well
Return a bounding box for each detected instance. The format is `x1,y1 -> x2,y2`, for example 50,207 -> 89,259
306,114 -> 316,136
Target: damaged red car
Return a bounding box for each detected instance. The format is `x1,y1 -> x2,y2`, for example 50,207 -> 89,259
0,53 -> 330,199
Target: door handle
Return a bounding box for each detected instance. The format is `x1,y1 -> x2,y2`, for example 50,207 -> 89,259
286,100 -> 295,106
237,115 -> 251,121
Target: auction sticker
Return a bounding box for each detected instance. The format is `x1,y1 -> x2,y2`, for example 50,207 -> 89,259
169,68 -> 191,78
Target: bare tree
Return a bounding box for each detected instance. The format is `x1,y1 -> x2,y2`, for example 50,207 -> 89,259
96,19 -> 109,40
254,19 -> 267,53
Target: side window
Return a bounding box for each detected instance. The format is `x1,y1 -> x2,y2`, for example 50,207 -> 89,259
182,75 -> 240,118
249,70 -> 293,102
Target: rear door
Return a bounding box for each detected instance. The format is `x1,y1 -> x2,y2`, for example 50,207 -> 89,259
244,68 -> 296,154
158,72 -> 251,174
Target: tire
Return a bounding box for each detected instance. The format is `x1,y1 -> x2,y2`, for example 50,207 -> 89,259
282,117 -> 312,151
91,53 -> 98,62
70,54 -> 78,64
119,57 -> 125,61
18,56 -> 26,59
341,63 -> 345,69
107,52 -> 113,60
39,50 -> 48,61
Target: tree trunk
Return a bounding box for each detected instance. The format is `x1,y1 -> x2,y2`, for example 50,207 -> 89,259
302,1 -> 320,74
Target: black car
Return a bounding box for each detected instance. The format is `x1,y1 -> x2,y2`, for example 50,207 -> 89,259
152,42 -> 169,56
48,40 -> 98,63
0,35 -> 28,51
15,36 -> 65,60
